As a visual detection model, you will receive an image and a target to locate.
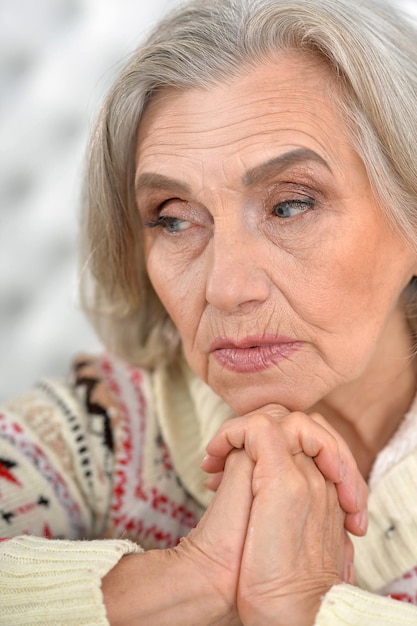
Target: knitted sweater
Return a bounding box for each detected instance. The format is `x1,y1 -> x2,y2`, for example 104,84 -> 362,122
1,353 -> 417,625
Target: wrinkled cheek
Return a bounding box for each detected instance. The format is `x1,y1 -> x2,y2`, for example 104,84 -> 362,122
316,280 -> 402,379
148,261 -> 207,356
292,266 -> 380,360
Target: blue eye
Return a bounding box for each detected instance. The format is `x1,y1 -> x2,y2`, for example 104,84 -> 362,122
145,215 -> 191,233
273,198 -> 314,218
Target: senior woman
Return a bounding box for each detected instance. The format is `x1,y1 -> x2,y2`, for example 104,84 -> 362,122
2,0 -> 417,623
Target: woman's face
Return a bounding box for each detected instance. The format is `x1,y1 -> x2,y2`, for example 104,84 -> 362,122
135,54 -> 417,415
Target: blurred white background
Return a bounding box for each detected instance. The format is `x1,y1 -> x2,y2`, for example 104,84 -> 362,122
0,0 -> 416,401
0,0 -> 182,400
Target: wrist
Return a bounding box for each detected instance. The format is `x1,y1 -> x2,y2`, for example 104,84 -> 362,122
103,545 -> 239,626
238,577 -> 338,626
173,535 -> 241,625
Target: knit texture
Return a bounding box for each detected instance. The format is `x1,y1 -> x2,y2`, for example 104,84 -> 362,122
2,352 -> 417,624
0,535 -> 141,625
317,583 -> 417,624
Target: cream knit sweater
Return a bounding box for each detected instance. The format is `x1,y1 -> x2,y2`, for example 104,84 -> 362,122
1,353 -> 417,625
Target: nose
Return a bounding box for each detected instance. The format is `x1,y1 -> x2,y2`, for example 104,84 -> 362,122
205,227 -> 271,313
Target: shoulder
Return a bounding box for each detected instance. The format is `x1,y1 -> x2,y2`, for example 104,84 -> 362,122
0,352 -> 154,538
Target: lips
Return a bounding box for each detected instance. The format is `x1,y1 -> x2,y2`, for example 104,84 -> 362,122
209,335 -> 303,373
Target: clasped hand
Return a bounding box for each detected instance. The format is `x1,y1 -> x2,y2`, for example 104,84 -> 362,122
176,406 -> 368,626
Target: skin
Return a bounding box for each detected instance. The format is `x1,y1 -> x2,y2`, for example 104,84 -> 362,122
103,426 -> 351,626
136,54 -> 417,476
102,53 -> 417,625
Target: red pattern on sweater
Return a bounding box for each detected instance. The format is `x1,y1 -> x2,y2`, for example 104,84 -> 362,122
101,356 -> 200,549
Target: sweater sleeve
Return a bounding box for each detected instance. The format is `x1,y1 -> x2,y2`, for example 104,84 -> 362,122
315,447 -> 417,625
316,583 -> 417,624
0,355 -> 142,624
0,535 -> 142,626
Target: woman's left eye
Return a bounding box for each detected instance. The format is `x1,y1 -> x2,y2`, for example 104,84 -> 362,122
273,198 -> 314,218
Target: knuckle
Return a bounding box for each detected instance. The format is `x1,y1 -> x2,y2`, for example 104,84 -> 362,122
309,411 -> 327,425
259,403 -> 289,419
308,466 -> 327,491
247,412 -> 276,433
292,477 -> 312,501
286,411 -> 315,433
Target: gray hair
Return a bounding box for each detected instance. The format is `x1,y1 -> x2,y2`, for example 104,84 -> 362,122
81,0 -> 417,367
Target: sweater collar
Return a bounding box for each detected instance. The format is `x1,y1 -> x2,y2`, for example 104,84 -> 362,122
152,358 -> 235,509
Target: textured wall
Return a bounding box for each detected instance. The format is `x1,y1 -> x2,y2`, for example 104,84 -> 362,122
1,0 -> 416,400
0,0 -> 182,400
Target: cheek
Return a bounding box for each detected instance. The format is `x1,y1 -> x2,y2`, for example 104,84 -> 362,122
284,223 -> 408,338
145,245 -> 206,342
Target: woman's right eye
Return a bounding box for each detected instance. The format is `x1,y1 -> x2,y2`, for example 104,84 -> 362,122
144,215 -> 191,234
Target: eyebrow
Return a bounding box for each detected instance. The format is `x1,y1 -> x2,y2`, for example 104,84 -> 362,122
242,148 -> 331,186
136,172 -> 191,195
135,148 -> 330,195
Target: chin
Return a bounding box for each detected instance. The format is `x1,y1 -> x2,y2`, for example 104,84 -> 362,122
216,383 -> 317,417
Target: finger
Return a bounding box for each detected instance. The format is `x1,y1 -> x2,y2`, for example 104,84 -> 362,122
176,449 -> 255,616
185,449 -> 254,574
204,409 -> 368,536
343,532 -> 356,585
345,508 -> 368,536
286,415 -> 368,536
204,471 -> 223,492
204,405 -> 292,471
205,410 -> 343,483
238,452 -> 346,624
201,452 -> 227,474
203,416 -> 254,473
207,449 -> 253,518
309,413 -> 368,534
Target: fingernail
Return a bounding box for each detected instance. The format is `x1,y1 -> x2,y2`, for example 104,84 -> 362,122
339,454 -> 346,483
356,485 -> 363,510
359,509 -> 368,534
343,560 -> 351,582
343,562 -> 356,585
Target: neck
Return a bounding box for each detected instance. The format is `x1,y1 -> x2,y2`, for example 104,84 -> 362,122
311,311 -> 417,479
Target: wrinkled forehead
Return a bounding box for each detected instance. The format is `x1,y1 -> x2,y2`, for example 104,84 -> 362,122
134,53 -> 358,187
138,51 -> 341,132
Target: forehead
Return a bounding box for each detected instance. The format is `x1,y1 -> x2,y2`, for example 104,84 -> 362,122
135,53 -> 354,180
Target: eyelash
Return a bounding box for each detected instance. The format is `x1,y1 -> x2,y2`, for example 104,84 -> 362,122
144,215 -> 187,233
272,197 -> 315,218
143,194 -> 316,233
